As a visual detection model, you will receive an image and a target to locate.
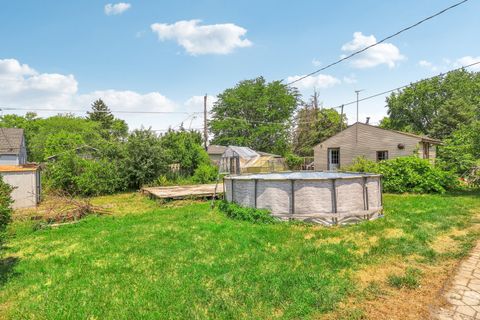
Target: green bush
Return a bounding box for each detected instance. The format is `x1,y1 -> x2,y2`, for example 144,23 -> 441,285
75,160 -> 125,196
192,164 -> 218,184
0,177 -> 13,245
379,157 -> 458,193
285,153 -> 303,170
45,152 -> 125,196
344,156 -> 380,173
218,201 -> 276,224
345,156 -> 458,193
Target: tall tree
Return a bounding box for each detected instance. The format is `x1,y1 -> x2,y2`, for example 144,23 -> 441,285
87,99 -> 115,130
160,129 -> 209,176
292,92 -> 346,156
209,77 -> 299,155
385,69 -> 480,139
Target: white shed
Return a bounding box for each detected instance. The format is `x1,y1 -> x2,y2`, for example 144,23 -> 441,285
0,165 -> 41,209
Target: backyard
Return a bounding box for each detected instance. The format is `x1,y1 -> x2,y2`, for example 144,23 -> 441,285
1,191 -> 480,319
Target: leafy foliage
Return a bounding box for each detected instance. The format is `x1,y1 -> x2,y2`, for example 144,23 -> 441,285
210,77 -> 299,155
285,153 -> 303,170
44,131 -> 85,158
345,156 -> 458,193
123,129 -> 168,189
0,177 -> 13,245
218,201 -> 276,224
87,99 -> 128,139
192,164 -> 218,184
160,129 -> 210,176
292,91 -> 346,156
436,121 -> 480,175
45,152 -> 125,196
74,160 -> 125,196
384,70 -> 480,140
87,99 -> 115,130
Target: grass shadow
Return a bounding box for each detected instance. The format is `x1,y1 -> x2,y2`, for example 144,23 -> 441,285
0,256 -> 19,288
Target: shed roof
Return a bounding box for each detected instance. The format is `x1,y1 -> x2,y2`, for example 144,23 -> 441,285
207,145 -> 227,155
0,128 -> 24,155
0,164 -> 39,173
223,146 -> 259,159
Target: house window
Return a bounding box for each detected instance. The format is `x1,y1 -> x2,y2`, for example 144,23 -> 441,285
376,151 -> 388,162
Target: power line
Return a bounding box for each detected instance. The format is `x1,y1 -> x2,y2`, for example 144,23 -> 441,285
211,60 -> 480,126
286,0 -> 469,86
328,60 -> 480,110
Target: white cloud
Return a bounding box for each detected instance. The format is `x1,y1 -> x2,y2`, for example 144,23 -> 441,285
150,19 -> 252,55
104,3 -> 131,16
343,74 -> 357,84
286,74 -> 341,90
75,90 -> 176,112
184,95 -> 217,113
312,58 -> 322,67
0,58 -> 176,121
341,32 -> 405,68
418,59 -> 438,72
454,56 -> 480,71
0,58 -> 78,107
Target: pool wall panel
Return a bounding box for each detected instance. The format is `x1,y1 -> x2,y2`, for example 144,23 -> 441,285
336,178 -> 364,212
294,180 -> 333,214
366,177 -> 381,210
232,180 -> 256,207
256,180 -> 291,214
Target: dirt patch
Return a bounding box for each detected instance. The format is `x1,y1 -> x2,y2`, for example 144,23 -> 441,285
431,228 -> 469,254
324,258 -> 456,319
361,261 -> 455,320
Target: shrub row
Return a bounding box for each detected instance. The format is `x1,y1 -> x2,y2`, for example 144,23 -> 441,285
218,201 -> 276,224
345,156 -> 458,193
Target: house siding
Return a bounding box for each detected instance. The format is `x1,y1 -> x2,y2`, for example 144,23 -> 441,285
0,155 -> 20,165
0,137 -> 27,165
314,123 -> 427,171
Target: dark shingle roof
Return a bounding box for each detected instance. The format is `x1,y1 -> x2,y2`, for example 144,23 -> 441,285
0,128 -> 24,155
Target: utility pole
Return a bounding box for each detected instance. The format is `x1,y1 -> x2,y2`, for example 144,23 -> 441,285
203,94 -> 208,150
312,88 -> 319,111
339,104 -> 344,132
354,90 -> 364,143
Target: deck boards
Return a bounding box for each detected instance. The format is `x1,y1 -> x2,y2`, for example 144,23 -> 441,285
142,183 -> 223,200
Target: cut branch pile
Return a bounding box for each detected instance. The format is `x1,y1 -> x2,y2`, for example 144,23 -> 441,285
31,191 -> 110,227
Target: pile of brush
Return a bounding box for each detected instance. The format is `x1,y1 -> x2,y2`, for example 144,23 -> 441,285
30,191 -> 110,228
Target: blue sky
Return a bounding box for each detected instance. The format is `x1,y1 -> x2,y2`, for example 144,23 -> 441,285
0,0 -> 479,130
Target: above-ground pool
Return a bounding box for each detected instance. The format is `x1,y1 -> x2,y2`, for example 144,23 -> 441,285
224,171 -> 383,226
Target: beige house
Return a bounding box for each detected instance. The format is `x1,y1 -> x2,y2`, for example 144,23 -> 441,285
314,122 -> 441,171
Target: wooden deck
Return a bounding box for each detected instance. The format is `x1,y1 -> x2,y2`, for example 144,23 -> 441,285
142,183 -> 223,200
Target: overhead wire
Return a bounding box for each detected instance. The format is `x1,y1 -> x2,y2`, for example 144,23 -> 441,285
209,60 -> 480,126
286,0 -> 470,86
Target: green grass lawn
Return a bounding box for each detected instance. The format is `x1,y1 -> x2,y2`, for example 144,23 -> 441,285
1,192 -> 480,319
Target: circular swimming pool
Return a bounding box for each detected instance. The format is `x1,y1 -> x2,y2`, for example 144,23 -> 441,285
224,171 -> 383,226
